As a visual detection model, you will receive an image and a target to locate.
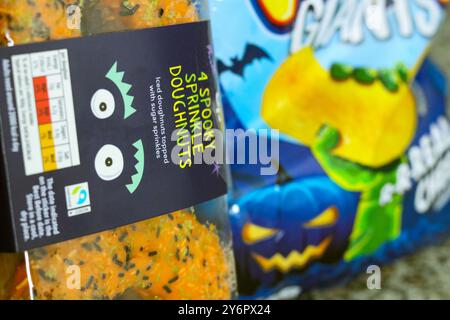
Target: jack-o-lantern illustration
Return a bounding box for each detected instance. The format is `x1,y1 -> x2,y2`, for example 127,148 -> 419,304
230,176 -> 359,295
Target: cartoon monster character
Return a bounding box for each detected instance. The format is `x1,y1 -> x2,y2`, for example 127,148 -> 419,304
262,47 -> 417,260
78,55 -> 224,224
89,61 -> 144,194
230,176 -> 359,294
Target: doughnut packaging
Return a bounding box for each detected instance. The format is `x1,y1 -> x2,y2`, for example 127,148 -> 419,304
0,0 -> 236,300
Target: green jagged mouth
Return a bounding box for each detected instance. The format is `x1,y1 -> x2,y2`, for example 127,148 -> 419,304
126,139 -> 144,194
106,61 -> 137,119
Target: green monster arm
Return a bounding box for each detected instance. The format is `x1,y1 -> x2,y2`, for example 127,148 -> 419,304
343,194 -> 402,261
311,126 -> 403,261
311,126 -> 380,191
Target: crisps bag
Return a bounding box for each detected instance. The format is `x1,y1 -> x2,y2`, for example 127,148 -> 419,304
211,0 -> 450,298
0,0 -> 236,300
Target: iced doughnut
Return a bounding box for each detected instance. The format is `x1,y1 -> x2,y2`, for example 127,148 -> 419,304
29,211 -> 231,300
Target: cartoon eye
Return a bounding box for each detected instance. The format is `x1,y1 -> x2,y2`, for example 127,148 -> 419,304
242,223 -> 279,245
303,206 -> 339,229
91,89 -> 115,119
95,145 -> 124,181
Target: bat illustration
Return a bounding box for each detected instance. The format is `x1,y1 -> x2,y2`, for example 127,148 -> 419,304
217,43 -> 272,77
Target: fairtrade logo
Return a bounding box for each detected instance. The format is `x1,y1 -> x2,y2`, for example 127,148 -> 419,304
65,182 -> 91,213
72,186 -> 88,206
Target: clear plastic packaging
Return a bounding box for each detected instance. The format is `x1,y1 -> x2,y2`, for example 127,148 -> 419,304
0,253 -> 28,300
0,253 -> 19,299
0,0 -> 235,300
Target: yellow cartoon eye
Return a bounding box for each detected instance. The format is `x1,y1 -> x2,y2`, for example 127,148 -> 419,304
257,0 -> 298,26
242,223 -> 279,245
303,207 -> 339,229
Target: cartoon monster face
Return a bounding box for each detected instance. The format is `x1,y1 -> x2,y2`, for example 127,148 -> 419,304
89,62 -> 144,194
230,176 -> 359,294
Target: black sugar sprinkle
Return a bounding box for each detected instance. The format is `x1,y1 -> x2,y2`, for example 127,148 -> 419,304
37,269 -> 55,282
92,242 -> 102,252
120,3 -> 140,16
168,276 -> 179,284
156,227 -> 161,238
163,285 -> 172,294
81,242 -> 92,251
33,248 -> 48,260
85,276 -> 94,290
124,246 -> 131,264
119,232 -> 128,242
148,251 -> 158,257
112,254 -> 124,267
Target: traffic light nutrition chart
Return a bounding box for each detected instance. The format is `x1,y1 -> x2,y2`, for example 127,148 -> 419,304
11,49 -> 80,176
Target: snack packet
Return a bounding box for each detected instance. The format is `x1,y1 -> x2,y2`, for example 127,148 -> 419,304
211,0 -> 450,298
0,0 -> 236,300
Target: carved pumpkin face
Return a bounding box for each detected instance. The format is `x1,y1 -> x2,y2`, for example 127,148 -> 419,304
230,176 -> 359,295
